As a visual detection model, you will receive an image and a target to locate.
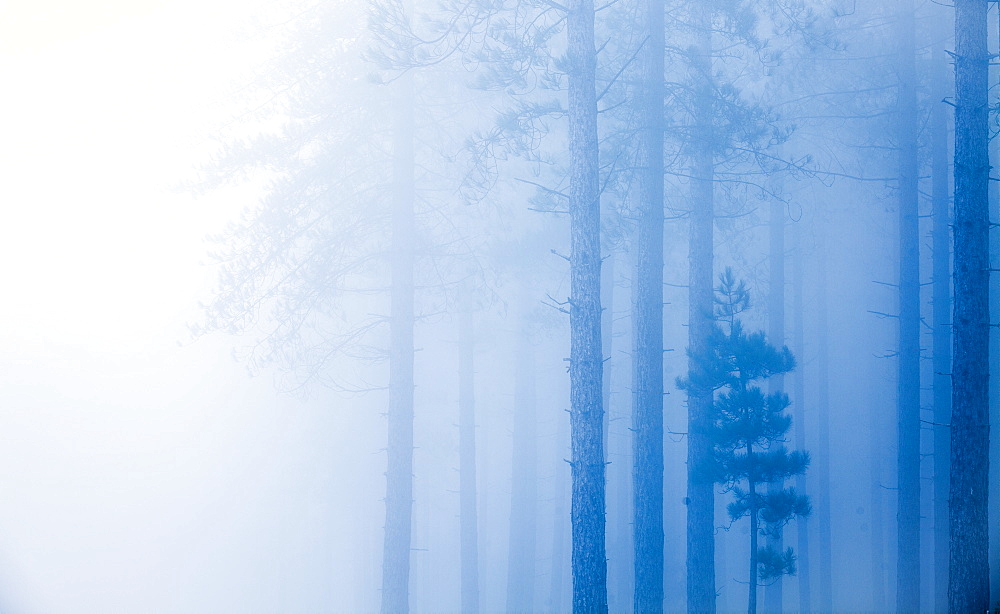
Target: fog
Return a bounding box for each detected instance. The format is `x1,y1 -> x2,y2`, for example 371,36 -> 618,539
0,0 -> 996,613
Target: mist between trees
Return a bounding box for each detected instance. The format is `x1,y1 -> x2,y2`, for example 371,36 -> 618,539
195,0 -> 996,612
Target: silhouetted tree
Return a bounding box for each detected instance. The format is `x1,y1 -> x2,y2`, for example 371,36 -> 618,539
950,1 -> 990,612
681,269 -> 809,614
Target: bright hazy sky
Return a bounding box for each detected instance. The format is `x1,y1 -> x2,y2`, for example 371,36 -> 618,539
0,3 -> 380,612
0,0 -> 269,350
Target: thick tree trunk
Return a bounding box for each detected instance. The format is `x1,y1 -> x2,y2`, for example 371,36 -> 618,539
930,32 -> 952,614
566,0 -> 607,610
950,2 -> 991,612
459,310 -> 480,614
686,5 -> 716,613
763,199 -> 785,614
990,5 -> 1000,607
506,308 -> 538,614
381,70 -> 416,614
791,222 -> 810,613
894,3 -> 921,611
632,0 -> 665,609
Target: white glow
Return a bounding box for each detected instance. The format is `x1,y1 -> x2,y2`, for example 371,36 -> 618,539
0,3 -> 381,612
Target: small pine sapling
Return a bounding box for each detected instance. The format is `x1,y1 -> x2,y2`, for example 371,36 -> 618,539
680,268 -> 810,614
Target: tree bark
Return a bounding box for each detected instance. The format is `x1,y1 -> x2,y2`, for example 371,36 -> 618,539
381,69 -> 416,614
633,0 -> 665,609
950,1 -> 991,612
567,0 -> 607,610
990,4 -> 1000,607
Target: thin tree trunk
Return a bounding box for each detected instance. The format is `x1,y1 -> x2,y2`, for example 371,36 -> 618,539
459,309 -> 480,614
791,222 -> 810,613
601,254 -> 618,612
549,437 -> 569,614
633,0 -> 665,608
815,238 -> 833,613
950,1 -> 991,612
894,3 -> 921,612
870,366 -> 888,611
748,448 -> 759,614
894,3 -> 922,610
566,0 -> 607,609
930,29 -> 952,614
604,252 -> 615,457
605,252 -> 628,613
506,309 -> 538,614
381,69 -> 416,614
763,198 -> 785,614
686,5 -> 716,612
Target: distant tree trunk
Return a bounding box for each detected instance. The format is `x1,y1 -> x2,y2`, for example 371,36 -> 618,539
930,32 -> 952,614
603,252 -> 615,456
604,252 -> 628,613
633,0 -> 665,609
815,238 -> 833,613
791,222 -> 810,614
869,356 -> 888,611
747,445 -> 759,614
381,70 -> 416,614
763,198 -> 785,614
686,5 -> 716,613
950,1 -> 991,612
566,0 -> 607,609
894,2 -> 921,611
549,467 -> 568,614
459,309 -> 480,614
506,308 -> 538,614
714,496 -> 728,612
613,252 -> 636,612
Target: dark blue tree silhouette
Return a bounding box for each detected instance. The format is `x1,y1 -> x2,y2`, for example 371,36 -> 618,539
680,268 -> 810,614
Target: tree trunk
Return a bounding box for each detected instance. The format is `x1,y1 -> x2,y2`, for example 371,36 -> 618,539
381,69 -> 416,614
605,252 -> 631,612
763,198 -> 785,614
603,252 -> 615,457
990,5 -> 1000,608
567,0 -> 607,610
633,0 -> 665,609
815,238 -> 833,612
550,464 -> 569,614
748,449 -> 759,614
686,5 -> 716,612
930,28 -> 952,614
459,309 -> 480,614
894,3 -> 921,611
506,308 -> 538,614
950,1 -> 991,612
791,222 -> 810,613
